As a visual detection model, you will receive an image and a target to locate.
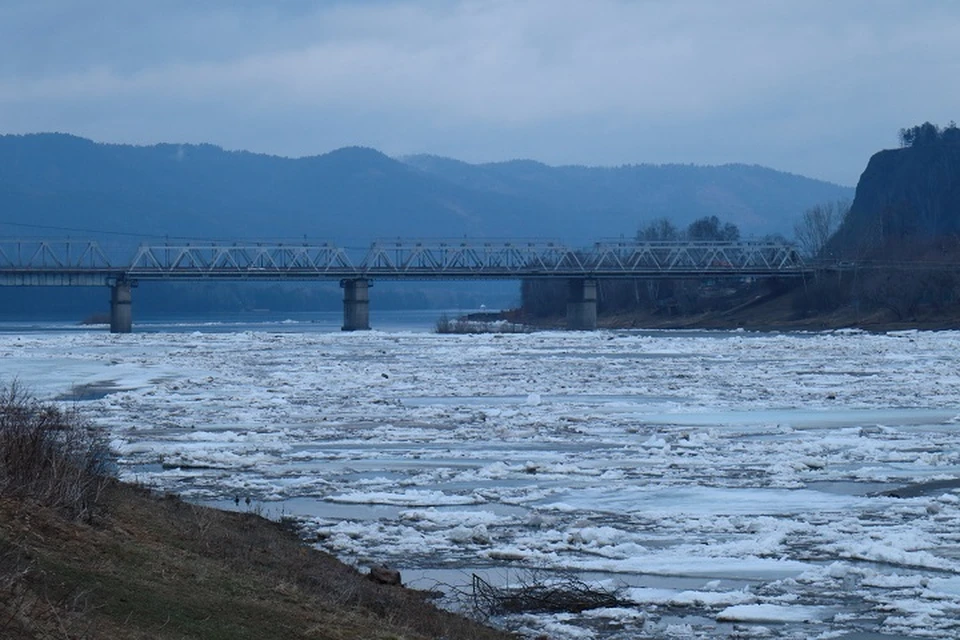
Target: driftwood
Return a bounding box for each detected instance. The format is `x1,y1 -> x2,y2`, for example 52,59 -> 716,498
470,571 -> 626,615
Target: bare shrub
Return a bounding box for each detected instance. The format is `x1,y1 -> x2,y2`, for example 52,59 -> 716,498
0,382 -> 112,520
468,571 -> 628,617
794,199 -> 851,258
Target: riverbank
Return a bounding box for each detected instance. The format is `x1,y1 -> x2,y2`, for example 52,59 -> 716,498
0,480 -> 513,640
513,287 -> 960,333
598,304 -> 960,332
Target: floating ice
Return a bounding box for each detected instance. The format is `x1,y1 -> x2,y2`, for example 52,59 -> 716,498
4,325 -> 960,638
717,603 -> 827,623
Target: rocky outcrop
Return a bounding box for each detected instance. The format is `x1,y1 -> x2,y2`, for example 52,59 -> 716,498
834,143 -> 960,255
367,564 -> 402,586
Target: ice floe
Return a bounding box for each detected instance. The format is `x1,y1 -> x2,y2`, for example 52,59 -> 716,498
3,326 -> 960,637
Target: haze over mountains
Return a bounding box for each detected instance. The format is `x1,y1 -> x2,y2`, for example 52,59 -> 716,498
0,134 -> 852,246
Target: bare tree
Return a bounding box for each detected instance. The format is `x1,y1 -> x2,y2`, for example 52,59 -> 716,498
686,215 -> 740,241
636,218 -> 680,241
794,199 -> 850,258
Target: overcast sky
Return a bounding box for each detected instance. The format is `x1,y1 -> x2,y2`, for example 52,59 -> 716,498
1,0 -> 957,185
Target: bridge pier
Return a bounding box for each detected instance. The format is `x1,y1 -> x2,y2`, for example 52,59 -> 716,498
566,278 -> 597,330
341,278 -> 371,331
109,280 -> 133,334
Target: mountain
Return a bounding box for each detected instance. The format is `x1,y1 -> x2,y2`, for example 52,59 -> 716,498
402,155 -> 853,238
0,134 -> 508,243
0,134 -> 852,248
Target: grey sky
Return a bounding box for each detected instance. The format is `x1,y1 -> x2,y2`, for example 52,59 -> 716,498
1,0 -> 957,185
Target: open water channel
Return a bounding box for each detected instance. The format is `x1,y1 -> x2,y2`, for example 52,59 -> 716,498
2,311 -> 959,638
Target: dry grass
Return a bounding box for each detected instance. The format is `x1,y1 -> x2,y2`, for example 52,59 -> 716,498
0,382 -> 111,521
0,484 -> 514,639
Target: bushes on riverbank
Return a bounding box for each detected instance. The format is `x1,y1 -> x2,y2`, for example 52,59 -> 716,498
0,383 -> 111,520
0,384 -> 113,639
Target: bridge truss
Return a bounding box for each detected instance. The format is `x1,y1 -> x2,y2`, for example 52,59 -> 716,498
0,240 -> 119,285
0,238 -> 808,284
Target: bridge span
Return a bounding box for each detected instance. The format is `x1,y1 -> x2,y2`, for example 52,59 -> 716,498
0,239 -> 807,332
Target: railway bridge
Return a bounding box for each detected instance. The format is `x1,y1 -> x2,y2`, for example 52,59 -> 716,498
0,239 -> 809,332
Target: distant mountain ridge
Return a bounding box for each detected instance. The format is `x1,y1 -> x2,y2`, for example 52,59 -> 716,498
0,133 -> 852,246
402,154 -> 852,238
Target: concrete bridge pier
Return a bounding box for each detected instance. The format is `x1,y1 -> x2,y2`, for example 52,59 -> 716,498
341,278 -> 371,331
566,278 -> 597,330
110,280 -> 133,334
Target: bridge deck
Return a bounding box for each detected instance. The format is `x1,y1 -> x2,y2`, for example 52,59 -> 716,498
0,239 -> 809,285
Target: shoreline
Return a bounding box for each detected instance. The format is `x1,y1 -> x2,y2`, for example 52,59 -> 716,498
502,292 -> 960,334
0,478 -> 514,639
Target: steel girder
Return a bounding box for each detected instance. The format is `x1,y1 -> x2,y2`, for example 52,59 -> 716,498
359,240 -> 805,277
0,240 -> 113,269
128,243 -> 354,277
0,239 -> 809,282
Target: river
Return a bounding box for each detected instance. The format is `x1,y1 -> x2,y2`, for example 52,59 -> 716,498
1,312 -> 958,639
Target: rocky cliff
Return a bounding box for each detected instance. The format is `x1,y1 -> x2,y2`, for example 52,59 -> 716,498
835,142 -> 960,254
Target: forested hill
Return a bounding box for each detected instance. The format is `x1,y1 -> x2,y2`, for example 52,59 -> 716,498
0,133 -> 851,244
402,155 -> 851,238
